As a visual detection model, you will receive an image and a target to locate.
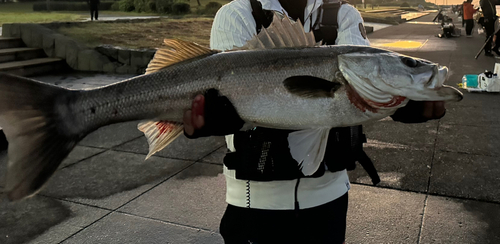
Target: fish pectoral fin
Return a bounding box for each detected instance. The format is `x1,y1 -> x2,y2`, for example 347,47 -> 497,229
288,128 -> 330,176
138,120 -> 184,159
145,39 -> 219,74
284,76 -> 343,98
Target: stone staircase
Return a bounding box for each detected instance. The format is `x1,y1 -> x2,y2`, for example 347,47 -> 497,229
0,36 -> 67,77
0,36 -> 68,150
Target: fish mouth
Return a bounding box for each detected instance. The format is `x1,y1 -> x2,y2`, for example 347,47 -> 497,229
440,85 -> 464,101
427,65 -> 448,88
426,65 -> 462,101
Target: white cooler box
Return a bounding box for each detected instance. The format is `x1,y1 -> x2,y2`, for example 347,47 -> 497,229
478,74 -> 500,92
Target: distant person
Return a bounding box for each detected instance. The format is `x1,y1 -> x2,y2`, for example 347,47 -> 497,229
480,0 -> 498,56
463,0 -> 478,37
87,0 -> 100,21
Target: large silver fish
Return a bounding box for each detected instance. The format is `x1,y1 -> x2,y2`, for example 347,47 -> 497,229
0,16 -> 462,201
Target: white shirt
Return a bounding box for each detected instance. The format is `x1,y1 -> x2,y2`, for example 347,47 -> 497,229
210,0 -> 370,210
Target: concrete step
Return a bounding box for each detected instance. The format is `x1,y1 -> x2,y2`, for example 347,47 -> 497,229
0,47 -> 46,63
0,37 -> 24,49
0,58 -> 67,77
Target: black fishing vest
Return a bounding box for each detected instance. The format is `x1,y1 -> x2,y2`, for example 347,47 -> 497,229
223,0 -> 380,185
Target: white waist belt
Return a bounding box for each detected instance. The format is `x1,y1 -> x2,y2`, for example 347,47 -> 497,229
224,167 -> 350,210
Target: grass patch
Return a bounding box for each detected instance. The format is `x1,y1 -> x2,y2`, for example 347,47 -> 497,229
0,2 -> 85,26
54,17 -> 214,49
24,1 -> 406,50
98,10 -> 160,16
0,2 -> 36,13
189,0 -> 229,12
0,13 -> 85,26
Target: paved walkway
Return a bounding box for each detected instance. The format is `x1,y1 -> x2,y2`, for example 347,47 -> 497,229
1,12 -> 500,244
81,15 -> 160,22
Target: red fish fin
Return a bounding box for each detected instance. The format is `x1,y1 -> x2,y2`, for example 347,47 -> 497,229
137,120 -> 184,159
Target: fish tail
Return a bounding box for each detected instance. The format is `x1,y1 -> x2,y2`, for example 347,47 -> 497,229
0,73 -> 82,201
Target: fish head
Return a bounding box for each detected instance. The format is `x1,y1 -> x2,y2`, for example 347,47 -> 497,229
337,50 -> 463,103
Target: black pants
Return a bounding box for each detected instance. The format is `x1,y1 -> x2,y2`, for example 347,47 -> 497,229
90,5 -> 99,20
219,193 -> 348,244
465,19 -> 474,35
484,18 -> 496,54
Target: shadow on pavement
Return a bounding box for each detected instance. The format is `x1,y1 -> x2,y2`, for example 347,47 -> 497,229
461,200 -> 500,242
0,194 -> 71,244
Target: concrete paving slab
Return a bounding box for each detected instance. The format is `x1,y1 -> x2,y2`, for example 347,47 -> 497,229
345,184 -> 426,244
26,200 -> 110,244
0,146 -> 104,189
115,135 -> 226,161
78,121 -> 144,149
199,146 -> 226,165
363,119 -> 439,150
446,91 -> 500,109
436,124 -> 500,156
440,105 -> 500,127
61,212 -> 223,244
430,151 -> 500,202
420,195 -> 500,243
60,145 -> 106,168
348,146 -> 432,192
0,194 -> 109,244
40,150 -> 193,209
118,163 -> 226,232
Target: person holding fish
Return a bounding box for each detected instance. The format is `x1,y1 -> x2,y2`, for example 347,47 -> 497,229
0,0 -> 459,242
183,0 -> 449,243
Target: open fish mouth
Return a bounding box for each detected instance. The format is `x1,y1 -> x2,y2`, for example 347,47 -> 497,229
436,65 -> 448,87
426,65 -> 447,89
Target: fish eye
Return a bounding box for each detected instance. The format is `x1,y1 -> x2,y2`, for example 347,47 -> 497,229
402,57 -> 419,68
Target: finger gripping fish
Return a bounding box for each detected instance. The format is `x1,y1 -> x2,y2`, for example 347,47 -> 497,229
0,15 -> 462,201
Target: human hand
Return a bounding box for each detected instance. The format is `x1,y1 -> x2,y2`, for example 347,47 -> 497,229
183,89 -> 245,138
420,101 -> 446,120
390,100 -> 446,123
183,94 -> 205,136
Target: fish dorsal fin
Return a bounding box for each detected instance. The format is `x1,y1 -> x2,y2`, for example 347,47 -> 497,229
145,39 -> 220,74
138,120 -> 184,159
236,13 -> 318,50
